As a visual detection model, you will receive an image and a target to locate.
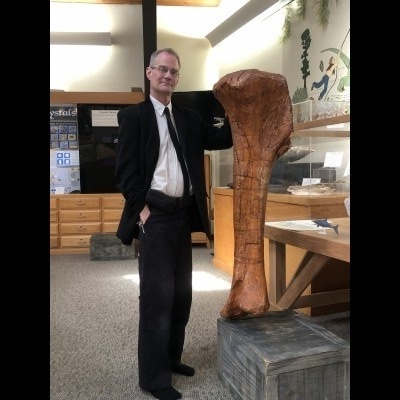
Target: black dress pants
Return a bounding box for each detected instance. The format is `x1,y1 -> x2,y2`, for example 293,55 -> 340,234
137,203 -> 193,391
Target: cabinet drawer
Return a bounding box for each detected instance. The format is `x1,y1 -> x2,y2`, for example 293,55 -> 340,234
50,223 -> 58,236
59,210 -> 101,222
102,222 -> 119,233
50,236 -> 59,249
60,222 -> 101,235
60,235 -> 91,248
50,210 -> 58,223
59,197 -> 101,209
50,196 -> 58,210
103,209 -> 123,221
102,197 -> 125,208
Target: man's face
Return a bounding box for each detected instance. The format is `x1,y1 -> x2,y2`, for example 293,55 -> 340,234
146,52 -> 180,96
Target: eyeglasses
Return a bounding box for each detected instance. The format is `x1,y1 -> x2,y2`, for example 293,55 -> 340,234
150,65 -> 180,78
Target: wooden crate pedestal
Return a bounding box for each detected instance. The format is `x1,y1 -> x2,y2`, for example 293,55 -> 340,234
217,310 -> 349,400
90,233 -> 137,261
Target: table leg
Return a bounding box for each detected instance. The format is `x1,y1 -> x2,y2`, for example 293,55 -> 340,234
277,252 -> 330,309
268,240 -> 286,305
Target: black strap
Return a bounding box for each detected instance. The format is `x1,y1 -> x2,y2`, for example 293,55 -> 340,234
164,107 -> 190,200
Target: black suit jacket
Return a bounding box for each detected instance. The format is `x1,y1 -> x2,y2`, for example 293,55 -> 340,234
115,98 -> 233,245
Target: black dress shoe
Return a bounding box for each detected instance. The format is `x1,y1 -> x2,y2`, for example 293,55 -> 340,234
171,362 -> 195,376
150,387 -> 182,400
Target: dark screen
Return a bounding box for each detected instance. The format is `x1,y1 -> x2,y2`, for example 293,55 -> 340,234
172,90 -> 225,124
77,104 -> 127,193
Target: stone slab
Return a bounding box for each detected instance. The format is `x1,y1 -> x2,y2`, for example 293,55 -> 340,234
90,233 -> 137,261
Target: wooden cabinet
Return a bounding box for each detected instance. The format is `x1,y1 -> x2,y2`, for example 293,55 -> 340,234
102,195 -> 126,233
50,196 -> 59,249
51,194 -> 125,254
50,155 -> 212,254
192,153 -> 212,248
54,195 -> 103,253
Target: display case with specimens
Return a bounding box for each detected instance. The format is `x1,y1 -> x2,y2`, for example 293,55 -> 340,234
269,99 -> 350,197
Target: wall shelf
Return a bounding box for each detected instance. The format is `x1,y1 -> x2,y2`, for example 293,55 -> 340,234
293,114 -> 350,138
50,91 -> 144,105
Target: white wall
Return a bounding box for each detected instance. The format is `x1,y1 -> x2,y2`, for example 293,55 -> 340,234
157,34 -> 218,91
50,3 -> 144,92
50,3 -> 219,92
50,1 -> 349,95
49,2 -> 285,93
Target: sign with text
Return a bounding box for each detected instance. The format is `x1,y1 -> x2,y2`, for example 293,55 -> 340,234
50,103 -> 81,194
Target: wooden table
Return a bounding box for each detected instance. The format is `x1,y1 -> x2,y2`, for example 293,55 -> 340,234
264,217 -> 350,310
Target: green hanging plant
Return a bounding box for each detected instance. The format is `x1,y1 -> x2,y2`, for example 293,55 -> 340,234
280,0 -> 341,44
315,0 -> 331,30
296,0 -> 307,19
280,4 -> 293,44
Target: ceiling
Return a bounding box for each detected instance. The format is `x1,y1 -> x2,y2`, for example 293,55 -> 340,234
50,1 -> 282,47
50,1 -> 221,6
51,0 -> 255,45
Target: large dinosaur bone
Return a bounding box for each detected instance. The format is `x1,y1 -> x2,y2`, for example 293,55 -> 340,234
213,69 -> 293,319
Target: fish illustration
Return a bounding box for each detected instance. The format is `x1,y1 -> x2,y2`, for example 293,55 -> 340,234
312,219 -> 339,234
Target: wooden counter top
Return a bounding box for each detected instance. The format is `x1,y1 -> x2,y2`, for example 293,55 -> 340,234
213,187 -> 349,207
50,91 -> 144,105
264,217 -> 350,310
264,217 -> 349,263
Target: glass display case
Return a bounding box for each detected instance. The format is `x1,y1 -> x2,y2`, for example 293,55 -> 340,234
269,100 -> 350,196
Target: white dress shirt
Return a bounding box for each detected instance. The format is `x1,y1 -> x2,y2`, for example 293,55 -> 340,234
149,95 -> 192,197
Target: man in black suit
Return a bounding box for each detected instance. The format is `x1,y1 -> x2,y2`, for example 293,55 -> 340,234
115,48 -> 233,400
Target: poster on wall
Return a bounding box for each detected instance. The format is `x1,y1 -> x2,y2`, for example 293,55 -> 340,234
50,104 -> 81,194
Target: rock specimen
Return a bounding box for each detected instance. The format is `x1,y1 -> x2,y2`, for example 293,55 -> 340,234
213,69 -> 293,319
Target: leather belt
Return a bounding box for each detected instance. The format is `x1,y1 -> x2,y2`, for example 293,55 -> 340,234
146,189 -> 192,211
172,194 -> 193,208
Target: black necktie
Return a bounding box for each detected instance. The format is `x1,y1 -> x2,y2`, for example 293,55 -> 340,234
164,107 -> 190,200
